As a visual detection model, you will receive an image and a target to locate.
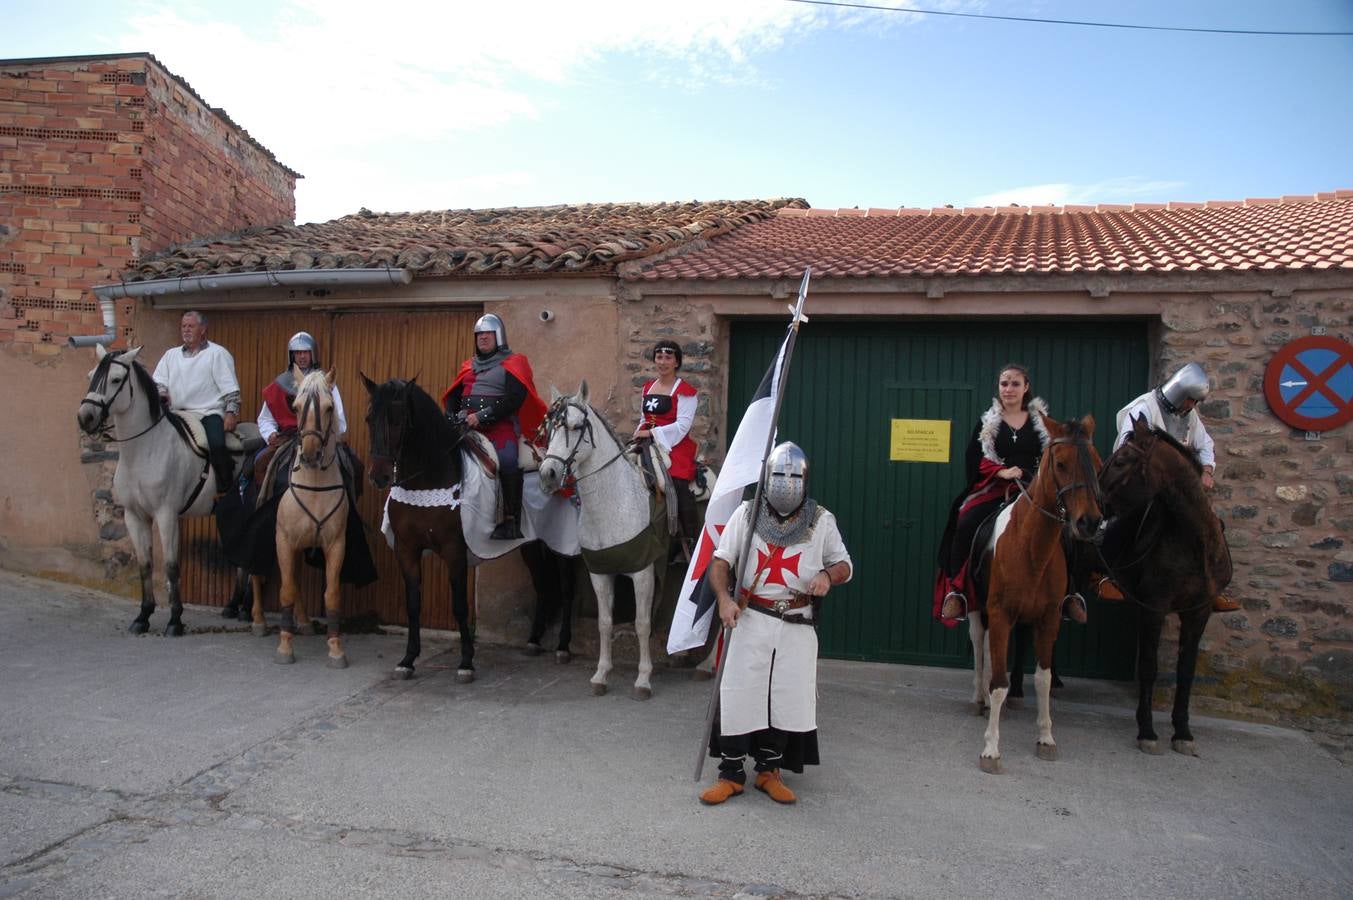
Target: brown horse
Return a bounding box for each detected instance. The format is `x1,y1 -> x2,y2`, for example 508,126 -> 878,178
361,374 -> 476,682
1098,414 -> 1232,756
272,369 -> 350,667
977,414 -> 1103,773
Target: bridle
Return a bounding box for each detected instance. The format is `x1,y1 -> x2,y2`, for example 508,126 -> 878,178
1017,434 -> 1102,531
367,383 -> 466,489
293,386 -> 338,472
79,357 -> 163,443
539,398 -> 629,485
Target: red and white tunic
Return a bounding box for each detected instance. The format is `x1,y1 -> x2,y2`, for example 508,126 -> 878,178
639,377 -> 698,480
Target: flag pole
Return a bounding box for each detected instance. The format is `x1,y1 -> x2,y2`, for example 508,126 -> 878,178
693,267 -> 812,781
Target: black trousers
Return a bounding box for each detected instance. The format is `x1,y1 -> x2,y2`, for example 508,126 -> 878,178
715,728 -> 790,784
201,413 -> 232,491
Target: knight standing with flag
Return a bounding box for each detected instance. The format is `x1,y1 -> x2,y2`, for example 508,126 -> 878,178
700,441 -> 852,806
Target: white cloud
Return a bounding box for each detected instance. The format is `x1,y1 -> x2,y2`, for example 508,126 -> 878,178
970,177 -> 1189,208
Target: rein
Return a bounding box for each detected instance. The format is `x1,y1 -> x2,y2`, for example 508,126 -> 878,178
289,384 -> 344,546
368,385 -> 465,490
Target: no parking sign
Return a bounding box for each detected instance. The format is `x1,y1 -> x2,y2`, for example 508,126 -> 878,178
1263,335 -> 1353,432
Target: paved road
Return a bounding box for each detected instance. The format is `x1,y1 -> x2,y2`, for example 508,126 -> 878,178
1,570 -> 1349,898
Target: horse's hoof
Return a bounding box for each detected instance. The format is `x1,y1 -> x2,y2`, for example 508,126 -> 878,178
524,642 -> 543,657
221,606 -> 239,620
555,650 -> 571,665
1007,697 -> 1024,711
632,686 -> 652,701
129,621 -> 149,635
274,651 -> 295,665
979,756 -> 1003,774
251,623 -> 268,637
591,682 -> 608,696
392,667 -> 414,681
1036,742 -> 1059,761
692,668 -> 713,682
1171,739 -> 1199,757
455,669 -> 475,684
1138,739 -> 1163,755
969,701 -> 988,716
164,623 -> 185,637
327,655 -> 348,670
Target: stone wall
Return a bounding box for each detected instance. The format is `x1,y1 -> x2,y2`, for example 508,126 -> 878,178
1160,287 -> 1352,719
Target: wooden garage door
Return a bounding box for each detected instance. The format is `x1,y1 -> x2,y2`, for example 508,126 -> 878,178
179,308 -> 478,627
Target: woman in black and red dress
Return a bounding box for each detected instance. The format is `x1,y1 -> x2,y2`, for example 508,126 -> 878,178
635,339 -> 699,562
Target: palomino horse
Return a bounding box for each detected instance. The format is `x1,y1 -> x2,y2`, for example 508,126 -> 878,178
76,345 -> 255,635
537,382 -> 668,700
975,414 -> 1103,773
362,375 -> 475,682
272,370 -> 349,667
1098,414 -> 1233,756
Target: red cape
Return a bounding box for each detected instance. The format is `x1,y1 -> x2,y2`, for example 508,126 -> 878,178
441,352 -> 547,438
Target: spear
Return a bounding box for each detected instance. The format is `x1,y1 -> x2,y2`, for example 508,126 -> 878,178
693,267 -> 812,781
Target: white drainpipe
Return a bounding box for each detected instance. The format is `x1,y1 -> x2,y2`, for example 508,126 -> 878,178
67,268 -> 413,347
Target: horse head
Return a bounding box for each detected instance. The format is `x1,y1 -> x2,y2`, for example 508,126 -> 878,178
78,344 -> 149,434
537,381 -> 593,495
363,373 -> 412,489
293,368 -> 337,469
1035,414 -> 1104,542
1100,414 -> 1204,518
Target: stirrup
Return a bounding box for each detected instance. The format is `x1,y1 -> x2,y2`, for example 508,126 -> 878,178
941,591 -> 968,620
1062,593 -> 1088,624
1095,577 -> 1125,602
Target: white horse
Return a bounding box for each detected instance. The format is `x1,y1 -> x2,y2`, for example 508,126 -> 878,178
536,382 -> 668,700
76,345 -> 256,635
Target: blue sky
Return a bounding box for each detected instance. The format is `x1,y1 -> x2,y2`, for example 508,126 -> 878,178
5,1 -> 1350,224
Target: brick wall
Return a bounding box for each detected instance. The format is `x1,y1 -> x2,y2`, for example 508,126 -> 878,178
0,53 -> 297,590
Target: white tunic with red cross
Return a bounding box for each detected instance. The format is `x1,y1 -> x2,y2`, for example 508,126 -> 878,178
713,500 -> 853,736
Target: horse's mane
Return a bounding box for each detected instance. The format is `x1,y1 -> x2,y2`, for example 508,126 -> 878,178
379,379 -> 463,480
92,352 -> 162,423
296,369 -> 331,402
1142,426 -> 1204,477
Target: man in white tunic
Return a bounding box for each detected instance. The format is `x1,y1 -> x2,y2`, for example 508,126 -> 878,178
700,442 -> 852,806
152,310 -> 240,494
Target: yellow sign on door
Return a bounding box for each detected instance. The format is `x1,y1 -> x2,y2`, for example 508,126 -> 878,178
890,418 -> 951,463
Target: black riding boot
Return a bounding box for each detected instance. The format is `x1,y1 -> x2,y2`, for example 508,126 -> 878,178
492,471 -> 525,540
210,450 -> 234,495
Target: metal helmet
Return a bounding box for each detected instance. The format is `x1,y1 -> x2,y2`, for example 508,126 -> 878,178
1158,362 -> 1210,413
473,314 -> 507,351
764,441 -> 809,517
287,331 -> 319,369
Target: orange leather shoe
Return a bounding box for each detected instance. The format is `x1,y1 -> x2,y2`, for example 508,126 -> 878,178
940,591 -> 967,620
754,769 -> 797,805
699,779 -> 744,806
1095,577 -> 1125,602
1213,594 -> 1241,612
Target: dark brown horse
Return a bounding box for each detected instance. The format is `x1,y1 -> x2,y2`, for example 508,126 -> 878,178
1098,414 -> 1233,755
362,375 -> 475,682
977,414 -> 1103,773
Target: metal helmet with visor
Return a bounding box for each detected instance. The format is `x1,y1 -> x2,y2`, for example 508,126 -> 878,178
764,441 -> 809,517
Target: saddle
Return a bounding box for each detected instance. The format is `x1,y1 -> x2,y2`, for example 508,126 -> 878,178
630,439 -> 679,537
171,411 -> 265,459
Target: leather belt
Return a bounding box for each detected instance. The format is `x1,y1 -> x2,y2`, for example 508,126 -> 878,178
742,590 -> 812,623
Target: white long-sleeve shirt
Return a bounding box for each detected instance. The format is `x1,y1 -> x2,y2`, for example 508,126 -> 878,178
152,341 -> 240,417
1114,391 -> 1216,469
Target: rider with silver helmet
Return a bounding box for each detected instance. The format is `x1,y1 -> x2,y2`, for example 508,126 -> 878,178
1114,362 -> 1215,490
441,313 -> 547,539
1112,362 -> 1237,612
700,442 -> 853,808
258,331 -> 347,449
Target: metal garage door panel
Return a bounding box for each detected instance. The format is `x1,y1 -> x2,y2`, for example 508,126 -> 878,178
728,319 -> 1146,679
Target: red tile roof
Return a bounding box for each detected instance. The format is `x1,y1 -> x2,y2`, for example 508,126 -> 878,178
126,199 -> 807,281
625,191 -> 1353,281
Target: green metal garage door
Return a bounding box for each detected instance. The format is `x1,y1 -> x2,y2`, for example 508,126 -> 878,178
728,319 -> 1148,679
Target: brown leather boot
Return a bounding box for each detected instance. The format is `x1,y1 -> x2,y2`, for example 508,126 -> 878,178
940,591 -> 967,620
755,769 -> 797,804
1213,594 -> 1241,612
699,779 -> 744,806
